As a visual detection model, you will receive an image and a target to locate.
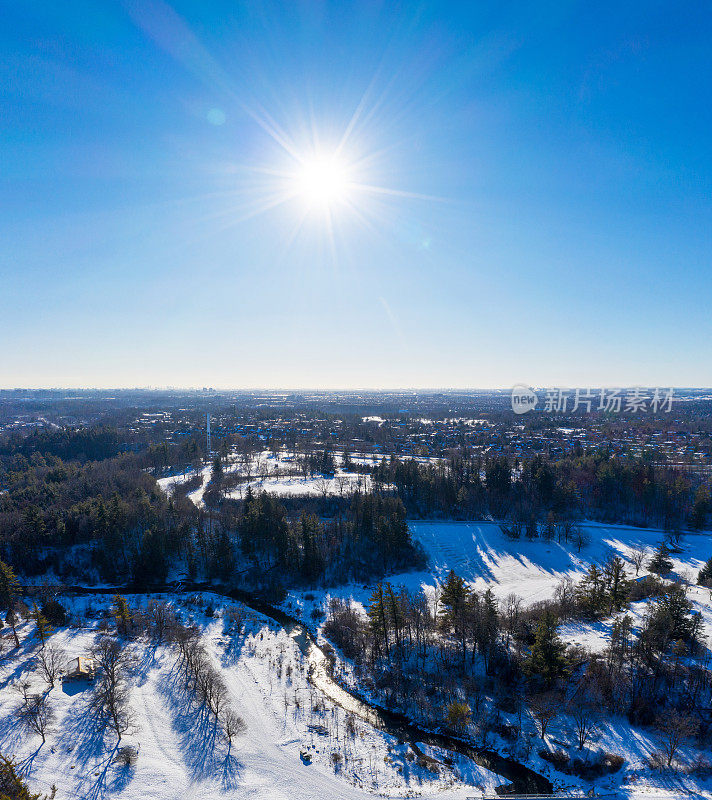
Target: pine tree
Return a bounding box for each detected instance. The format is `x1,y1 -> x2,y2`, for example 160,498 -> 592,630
649,542 -> 674,575
367,583 -> 390,658
31,602 -> 54,646
0,559 -> 20,647
478,588 -> 500,674
576,563 -> 606,618
0,755 -> 44,800
608,613 -> 633,669
524,610 -> 568,686
604,556 -> 630,613
385,583 -> 404,655
112,594 -> 132,636
211,454 -> 223,484
440,571 -> 470,664
697,557 -> 712,586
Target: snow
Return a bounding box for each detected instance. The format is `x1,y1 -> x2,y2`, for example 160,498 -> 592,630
156,451 -> 378,507
281,522 -> 712,799
0,594 -> 499,800
408,521 -> 710,604
224,471 -> 373,501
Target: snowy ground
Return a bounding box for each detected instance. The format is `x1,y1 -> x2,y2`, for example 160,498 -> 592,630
286,521 -> 711,630
0,593 -> 500,800
280,521 -> 712,799
157,450 -> 379,507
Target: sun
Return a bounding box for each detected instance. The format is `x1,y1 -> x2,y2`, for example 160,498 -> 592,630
293,154 -> 351,208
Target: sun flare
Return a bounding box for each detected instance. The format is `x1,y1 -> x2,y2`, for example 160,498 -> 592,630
293,155 -> 351,208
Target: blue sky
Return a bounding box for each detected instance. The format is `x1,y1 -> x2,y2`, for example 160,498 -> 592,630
2,1 -> 711,388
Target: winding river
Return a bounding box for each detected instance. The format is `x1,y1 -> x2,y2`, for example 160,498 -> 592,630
54,582 -> 553,796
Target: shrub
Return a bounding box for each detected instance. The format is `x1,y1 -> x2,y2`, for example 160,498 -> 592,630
628,575 -> 668,602
115,745 -> 138,767
41,600 -> 67,627
539,748 -> 570,768
604,753 -> 625,772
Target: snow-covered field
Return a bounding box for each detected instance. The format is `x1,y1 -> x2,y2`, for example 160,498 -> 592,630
0,594 -> 499,800
286,520 -> 710,628
157,450 -> 378,506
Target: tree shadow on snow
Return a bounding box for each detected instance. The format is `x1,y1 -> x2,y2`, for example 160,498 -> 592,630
0,702 -> 28,752
221,631 -> 247,666
131,640 -> 161,687
14,743 -> 44,777
158,661 -> 244,789
63,694 -> 130,800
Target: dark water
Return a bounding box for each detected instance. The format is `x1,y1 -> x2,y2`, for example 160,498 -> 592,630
228,587 -> 552,795
57,582 -> 553,795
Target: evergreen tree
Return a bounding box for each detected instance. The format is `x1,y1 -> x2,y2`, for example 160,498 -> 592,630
0,559 -> 20,646
604,556 -> 630,613
697,556 -> 712,586
31,602 -> 53,646
112,594 -> 132,637
211,454 -> 223,485
689,486 -> 710,530
478,588 -> 500,674
524,610 -> 568,686
0,754 -> 45,800
576,564 -> 606,618
608,613 -> 633,668
649,542 -> 674,575
439,571 -> 470,664
298,514 -> 323,582
367,583 -> 390,658
385,583 -> 404,655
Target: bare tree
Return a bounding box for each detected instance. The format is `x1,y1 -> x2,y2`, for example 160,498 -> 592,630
315,476 -> 331,501
554,578 -> 576,621
656,711 -> 699,767
570,700 -> 599,749
36,643 -> 65,689
222,706 -> 246,752
335,475 -> 349,499
571,525 -> 589,553
631,545 -> 648,576
91,636 -> 135,740
17,691 -> 54,743
258,459 -> 270,482
529,692 -> 559,740
224,605 -> 246,634
502,593 -> 521,647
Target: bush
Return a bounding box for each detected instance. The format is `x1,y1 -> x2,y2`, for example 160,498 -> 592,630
647,750 -> 667,771
41,600 -> 67,627
628,575 -> 667,603
115,745 -> 138,767
604,752 -> 625,772
539,748 -> 570,768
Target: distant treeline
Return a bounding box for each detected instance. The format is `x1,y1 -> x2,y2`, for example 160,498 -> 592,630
372,450 -> 710,531
0,425 -> 120,463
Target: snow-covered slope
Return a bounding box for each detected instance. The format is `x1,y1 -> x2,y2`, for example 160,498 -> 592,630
0,594 -> 498,800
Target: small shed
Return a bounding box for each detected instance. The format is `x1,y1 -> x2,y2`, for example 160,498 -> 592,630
65,656 -> 95,681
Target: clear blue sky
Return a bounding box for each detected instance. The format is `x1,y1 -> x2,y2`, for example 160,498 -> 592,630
2,1 -> 711,389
